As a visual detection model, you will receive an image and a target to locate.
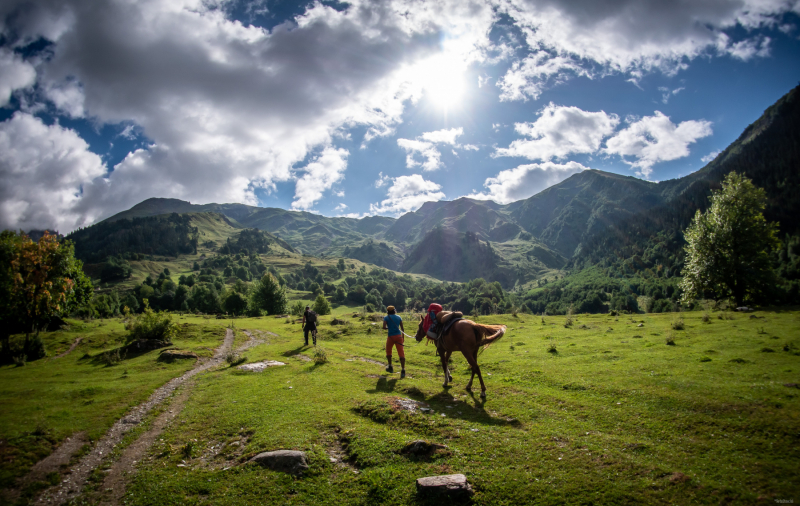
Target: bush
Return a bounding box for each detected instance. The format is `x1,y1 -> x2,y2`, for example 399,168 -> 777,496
225,351 -> 247,366
126,303 -> 177,342
665,333 -> 676,346
313,346 -> 328,364
702,312 -> 710,323
547,343 -> 558,354
312,293 -> 331,316
671,318 -> 685,330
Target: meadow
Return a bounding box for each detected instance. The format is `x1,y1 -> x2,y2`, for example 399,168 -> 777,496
1,306 -> 798,505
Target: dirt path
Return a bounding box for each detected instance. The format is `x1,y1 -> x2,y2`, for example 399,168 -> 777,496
54,338 -> 82,359
34,328 -> 235,506
239,330 -> 266,351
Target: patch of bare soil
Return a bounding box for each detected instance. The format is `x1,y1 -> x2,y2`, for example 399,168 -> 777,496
356,356 -> 384,366
294,354 -> 312,362
239,330 -> 266,351
33,329 -> 235,506
323,430 -> 359,474
54,338 -> 82,359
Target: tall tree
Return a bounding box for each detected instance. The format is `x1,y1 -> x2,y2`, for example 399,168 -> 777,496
680,172 -> 780,307
249,273 -> 287,315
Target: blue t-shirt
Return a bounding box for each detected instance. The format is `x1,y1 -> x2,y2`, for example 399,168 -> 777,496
384,314 -> 402,336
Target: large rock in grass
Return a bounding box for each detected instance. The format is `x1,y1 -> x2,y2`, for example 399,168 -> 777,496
249,450 -> 308,475
158,349 -> 198,360
416,474 -> 472,496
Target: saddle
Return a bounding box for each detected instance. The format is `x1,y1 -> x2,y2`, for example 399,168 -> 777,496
426,311 -> 463,353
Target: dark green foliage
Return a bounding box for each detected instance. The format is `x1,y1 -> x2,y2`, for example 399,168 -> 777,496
249,273 -> 287,315
100,256 -> 132,282
218,228 -> 274,255
126,303 -> 176,341
68,213 -> 198,263
223,292 -> 248,316
343,240 -> 403,270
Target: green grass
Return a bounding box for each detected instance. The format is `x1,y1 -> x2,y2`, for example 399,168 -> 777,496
0,316 -> 227,489
2,309 -> 799,504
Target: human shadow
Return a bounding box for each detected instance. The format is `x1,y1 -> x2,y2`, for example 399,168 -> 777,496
365,375 -> 399,394
281,345 -> 308,358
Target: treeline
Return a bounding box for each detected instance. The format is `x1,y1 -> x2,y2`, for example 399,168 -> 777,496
68,213 -> 198,263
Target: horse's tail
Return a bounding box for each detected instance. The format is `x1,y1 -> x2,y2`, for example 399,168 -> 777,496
472,323 -> 506,349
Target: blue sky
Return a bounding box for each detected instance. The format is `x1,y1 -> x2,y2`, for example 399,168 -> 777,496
1,0 -> 799,232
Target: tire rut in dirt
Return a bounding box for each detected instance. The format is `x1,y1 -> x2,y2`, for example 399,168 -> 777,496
33,328 -> 235,506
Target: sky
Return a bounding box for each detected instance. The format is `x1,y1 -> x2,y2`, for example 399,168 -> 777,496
1,0 -> 799,233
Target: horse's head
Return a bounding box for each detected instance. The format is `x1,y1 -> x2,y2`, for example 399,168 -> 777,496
414,315 -> 425,342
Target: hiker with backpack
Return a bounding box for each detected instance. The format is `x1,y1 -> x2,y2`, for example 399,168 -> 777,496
383,305 -> 406,378
301,305 -> 318,346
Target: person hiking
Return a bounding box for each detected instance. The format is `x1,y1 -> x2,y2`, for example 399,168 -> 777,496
301,305 -> 317,346
383,305 -> 406,378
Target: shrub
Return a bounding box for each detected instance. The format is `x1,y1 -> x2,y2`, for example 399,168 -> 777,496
671,318 -> 685,330
100,348 -> 125,366
225,352 -> 247,366
289,300 -> 305,317
126,303 -> 177,342
564,317 -> 573,328
12,354 -> 26,367
665,333 -> 676,346
313,346 -> 328,364
702,312 -> 710,323
700,356 -> 712,362
312,293 -> 332,316
547,343 -> 558,354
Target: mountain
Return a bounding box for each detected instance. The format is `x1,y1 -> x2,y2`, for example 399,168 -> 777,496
77,84 -> 800,290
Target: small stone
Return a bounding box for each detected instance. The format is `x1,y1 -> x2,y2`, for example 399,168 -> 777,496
637,323 -> 644,327
416,474 -> 472,496
249,450 -> 309,475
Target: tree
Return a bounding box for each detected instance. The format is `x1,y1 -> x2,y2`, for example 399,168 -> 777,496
223,292 -> 248,316
249,273 -> 287,315
680,172 -> 780,307
2,232 -> 92,360
312,293 -> 331,315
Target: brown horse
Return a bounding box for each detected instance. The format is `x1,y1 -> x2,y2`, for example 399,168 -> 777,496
415,316 -> 506,398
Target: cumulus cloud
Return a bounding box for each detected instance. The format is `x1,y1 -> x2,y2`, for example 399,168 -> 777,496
369,174 -> 445,215
292,147 -> 349,210
0,49 -> 36,106
0,0 -> 496,230
496,0 -> 796,100
495,103 -> 619,160
701,149 -> 722,163
467,161 -> 586,204
397,127 -> 468,171
0,112 -> 107,231
604,112 -> 713,178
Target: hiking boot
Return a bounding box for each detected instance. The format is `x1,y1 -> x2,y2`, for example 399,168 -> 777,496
304,341 -> 308,346
385,365 -> 394,373
400,370 -> 406,379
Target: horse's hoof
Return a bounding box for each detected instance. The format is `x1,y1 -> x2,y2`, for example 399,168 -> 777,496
465,386 -> 472,392
480,391 -> 486,399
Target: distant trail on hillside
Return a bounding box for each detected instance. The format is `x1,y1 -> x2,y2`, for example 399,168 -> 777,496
34,328 -> 235,506
54,338 -> 82,359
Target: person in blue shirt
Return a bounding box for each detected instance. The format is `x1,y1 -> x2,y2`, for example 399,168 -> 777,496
382,305 -> 406,378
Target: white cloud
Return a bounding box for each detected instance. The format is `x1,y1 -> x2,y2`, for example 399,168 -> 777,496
0,49 -> 36,107
467,161 -> 586,204
495,103 -> 619,161
496,0 -> 795,100
0,112 -> 107,231
292,147 -> 349,211
604,112 -> 713,178
420,127 -> 463,145
397,127 -> 469,171
369,174 -> 445,215
374,171 -> 391,188
335,203 -> 348,211
659,86 -> 685,104
44,78 -> 85,118
701,149 -> 722,163
334,190 -> 345,197
0,0 -> 497,230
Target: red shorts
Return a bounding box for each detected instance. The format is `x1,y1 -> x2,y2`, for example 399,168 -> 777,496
386,334 -> 404,358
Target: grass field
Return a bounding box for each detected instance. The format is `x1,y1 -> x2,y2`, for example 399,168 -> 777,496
1,307 -> 799,505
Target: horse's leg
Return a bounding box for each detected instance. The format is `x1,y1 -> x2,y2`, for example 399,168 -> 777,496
445,350 -> 453,382
440,348 -> 450,388
466,346 -> 477,391
463,347 -> 487,398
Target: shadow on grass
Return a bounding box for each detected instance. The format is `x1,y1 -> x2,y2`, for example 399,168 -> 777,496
366,376 -> 399,393
281,345 -> 308,358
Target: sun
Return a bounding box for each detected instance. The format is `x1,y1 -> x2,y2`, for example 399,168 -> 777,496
408,53 -> 468,110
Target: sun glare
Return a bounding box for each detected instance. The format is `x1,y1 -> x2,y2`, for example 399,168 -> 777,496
409,54 -> 468,110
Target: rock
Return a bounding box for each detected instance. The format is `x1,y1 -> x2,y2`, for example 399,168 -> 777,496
331,318 -> 347,325
238,360 -> 286,372
416,474 -> 472,496
736,306 -> 753,312
159,349 -> 198,360
401,440 -> 447,455
637,323 -> 644,327
249,450 -> 308,475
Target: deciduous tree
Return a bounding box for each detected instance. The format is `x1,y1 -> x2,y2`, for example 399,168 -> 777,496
680,172 -> 780,307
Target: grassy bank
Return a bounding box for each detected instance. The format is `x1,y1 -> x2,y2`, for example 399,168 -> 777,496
2,307 -> 799,504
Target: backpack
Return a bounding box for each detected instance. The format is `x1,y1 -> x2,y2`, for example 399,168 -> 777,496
306,310 -> 318,324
